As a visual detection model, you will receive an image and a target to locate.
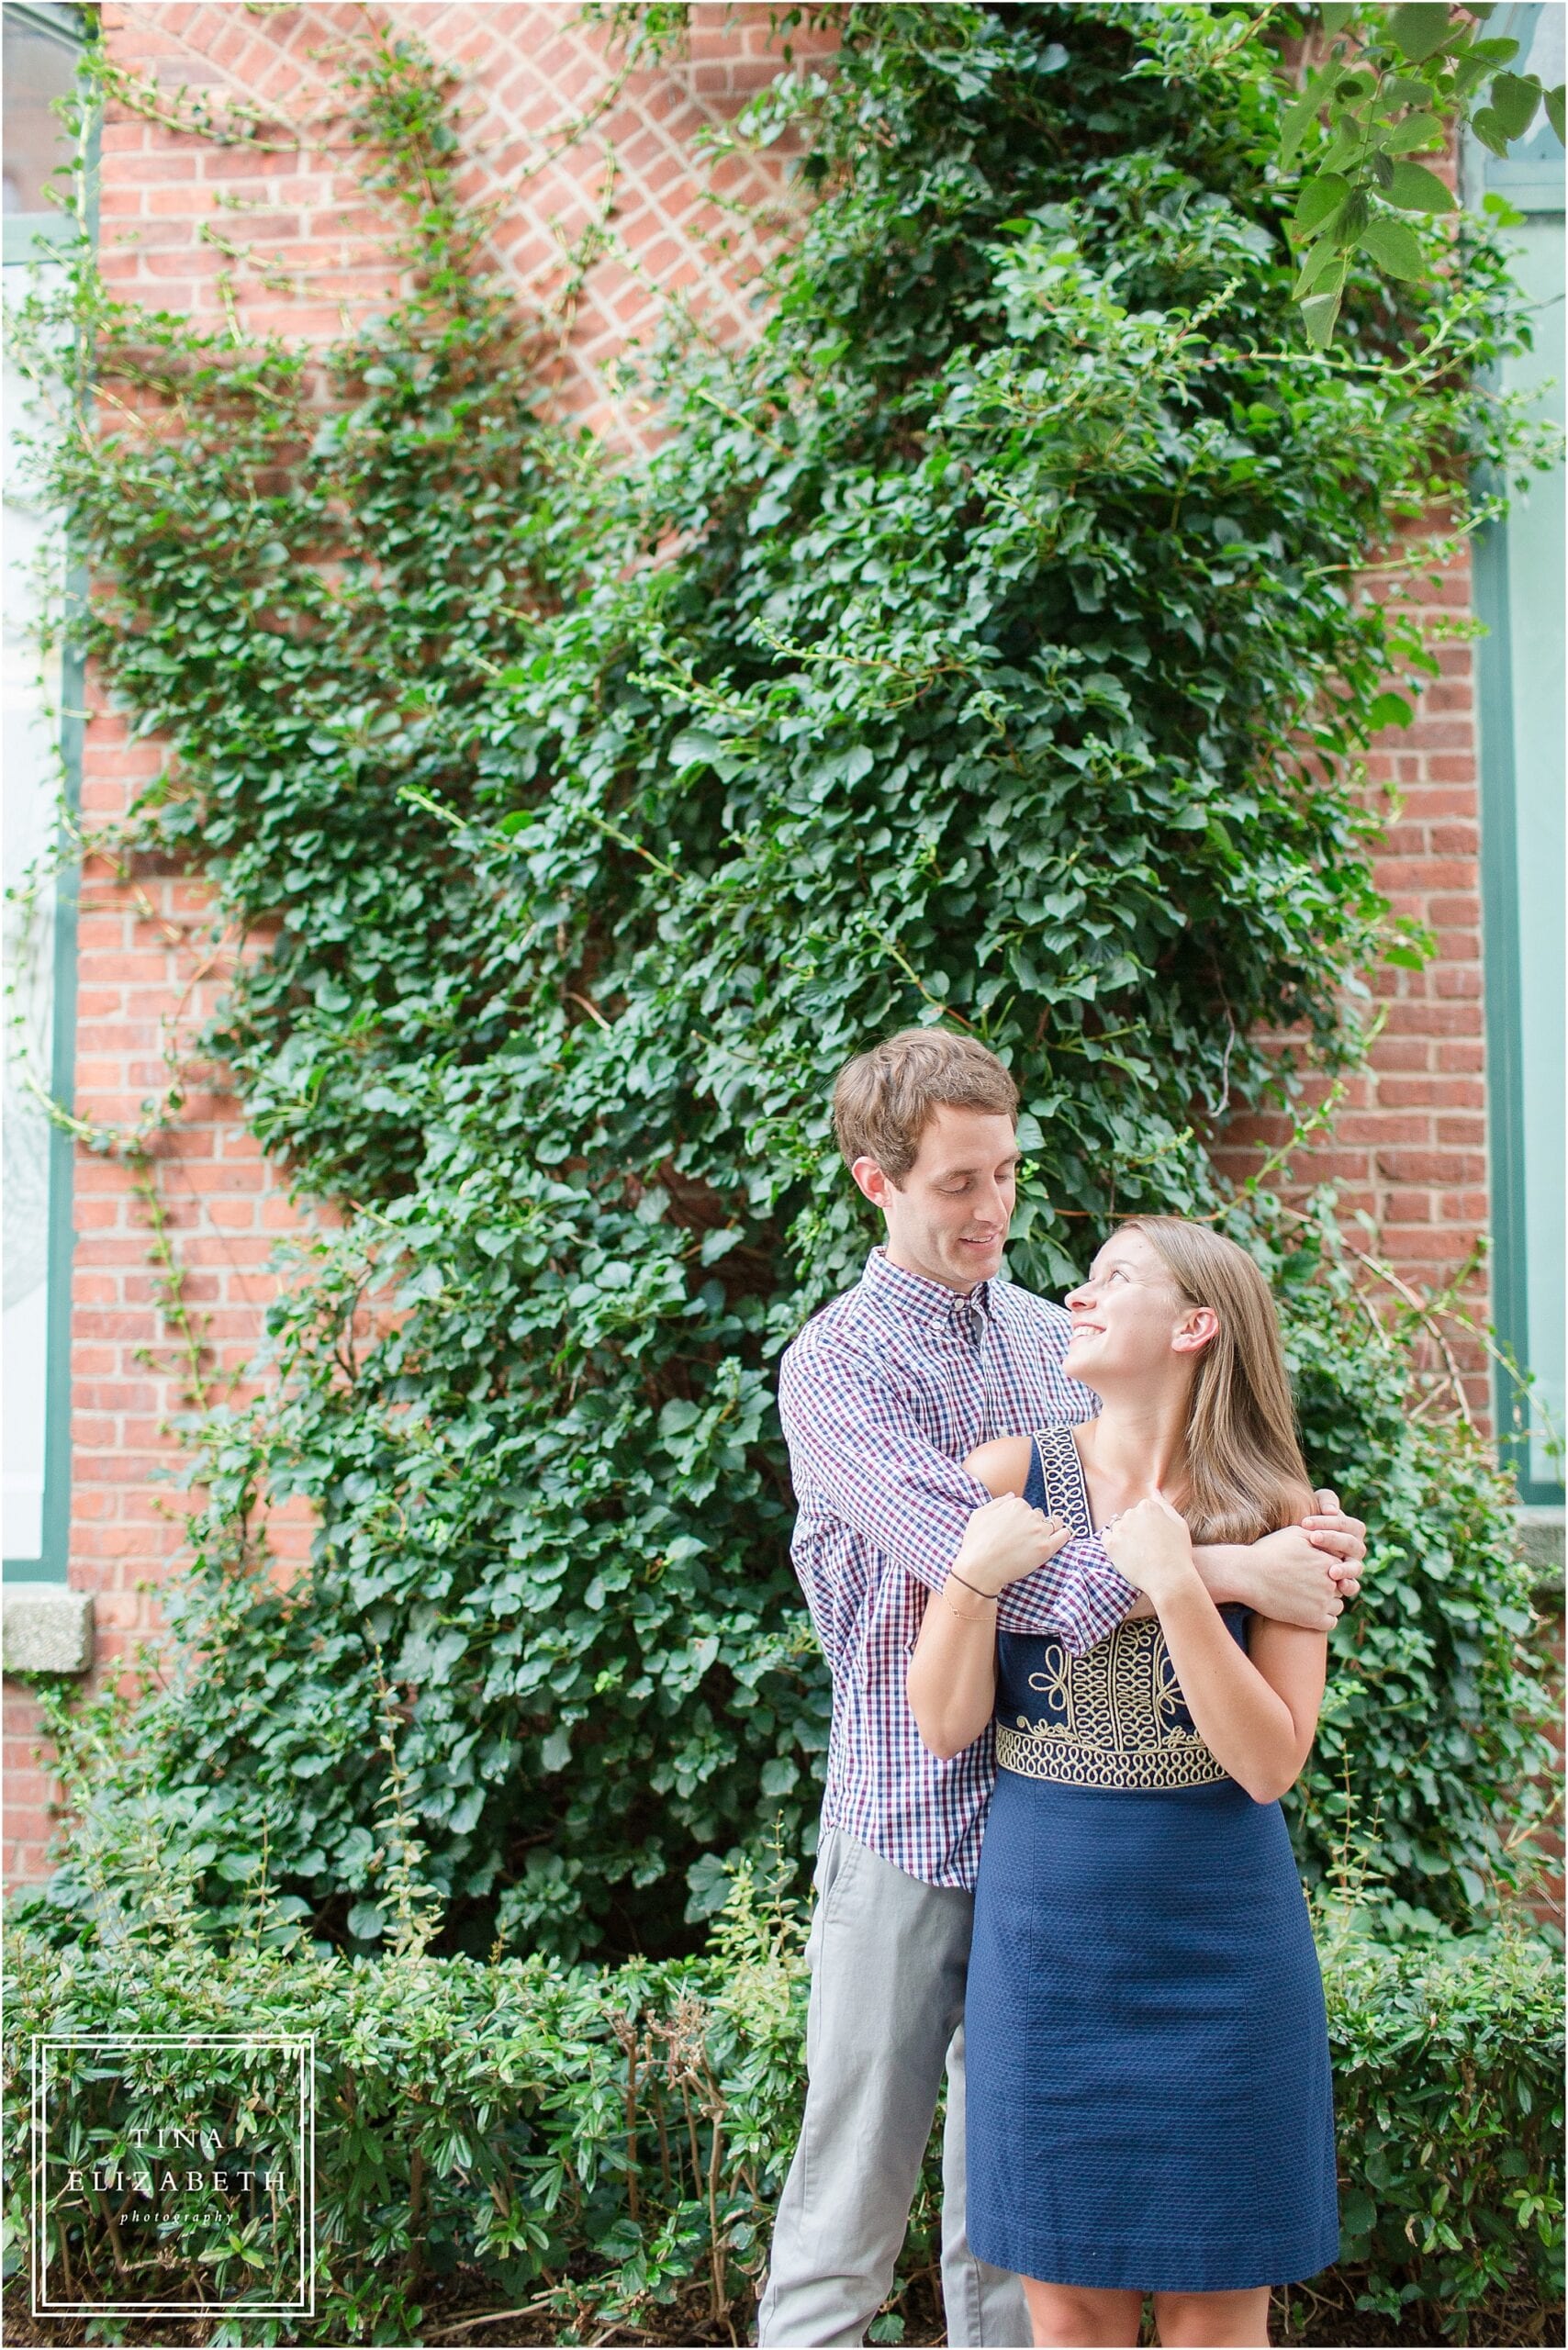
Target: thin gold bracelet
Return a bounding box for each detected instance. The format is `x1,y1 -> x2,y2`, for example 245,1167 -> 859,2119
942,1580 -> 995,1625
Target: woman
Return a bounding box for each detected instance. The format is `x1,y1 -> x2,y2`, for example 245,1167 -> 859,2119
907,1217 -> 1338,2350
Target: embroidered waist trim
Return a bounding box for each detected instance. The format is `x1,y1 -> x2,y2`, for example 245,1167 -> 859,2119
994,1718 -> 1232,1792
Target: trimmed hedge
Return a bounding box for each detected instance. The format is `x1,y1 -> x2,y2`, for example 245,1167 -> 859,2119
3,1873 -> 1560,2346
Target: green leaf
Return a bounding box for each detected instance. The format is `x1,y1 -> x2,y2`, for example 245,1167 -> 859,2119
1453,41 -> 1512,96
1278,73 -> 1330,168
1293,171 -> 1351,235
1470,105 -> 1511,157
670,730 -> 724,770
1379,110 -> 1443,154
1385,5 -> 1455,64
1548,84 -> 1565,144
1488,71 -> 1542,140
1367,689 -> 1415,731
1386,159 -> 1456,211
1299,285 -> 1343,347
1319,2 -> 1356,31
684,1852 -> 735,1922
1341,2188 -> 1379,2236
1330,190 -> 1372,250
1293,243 -> 1348,301
1316,118 -> 1363,177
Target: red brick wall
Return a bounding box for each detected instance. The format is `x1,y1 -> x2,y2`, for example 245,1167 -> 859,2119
1,4 -> 1495,1883
1212,547 -> 1491,1426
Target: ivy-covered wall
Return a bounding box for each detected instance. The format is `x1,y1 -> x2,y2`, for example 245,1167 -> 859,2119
6,0 -> 836,1881
2,5 -> 1554,1965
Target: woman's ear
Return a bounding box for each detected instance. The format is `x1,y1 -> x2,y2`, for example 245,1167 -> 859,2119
1171,1305 -> 1219,1356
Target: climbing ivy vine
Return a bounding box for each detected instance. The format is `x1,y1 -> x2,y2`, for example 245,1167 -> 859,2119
9,3 -> 1555,1963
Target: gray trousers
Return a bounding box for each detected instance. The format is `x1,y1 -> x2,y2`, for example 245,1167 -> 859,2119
756,1826 -> 1030,2349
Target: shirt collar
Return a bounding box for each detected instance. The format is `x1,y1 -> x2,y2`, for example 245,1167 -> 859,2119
861,1245 -> 993,1330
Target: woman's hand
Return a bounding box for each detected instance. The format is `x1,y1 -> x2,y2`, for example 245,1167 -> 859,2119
952,1493 -> 1070,1596
1102,1492 -> 1197,1602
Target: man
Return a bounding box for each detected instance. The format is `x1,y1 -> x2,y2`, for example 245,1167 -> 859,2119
755,1028 -> 1365,2350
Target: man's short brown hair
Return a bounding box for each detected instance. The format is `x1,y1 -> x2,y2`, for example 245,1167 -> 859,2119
832,1028 -> 1019,1183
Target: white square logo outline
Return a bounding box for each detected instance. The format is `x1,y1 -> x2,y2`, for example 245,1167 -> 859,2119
30,2031 -> 317,2317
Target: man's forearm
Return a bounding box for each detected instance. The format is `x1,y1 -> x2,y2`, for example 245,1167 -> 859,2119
1193,1543 -> 1252,1607
1196,1529 -> 1343,1631
1127,1542 -> 1249,1621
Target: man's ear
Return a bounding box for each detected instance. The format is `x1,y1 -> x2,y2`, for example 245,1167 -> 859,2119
1171,1306 -> 1219,1356
852,1154 -> 894,1213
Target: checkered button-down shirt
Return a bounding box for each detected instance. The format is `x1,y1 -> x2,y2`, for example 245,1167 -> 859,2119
777,1246 -> 1137,1890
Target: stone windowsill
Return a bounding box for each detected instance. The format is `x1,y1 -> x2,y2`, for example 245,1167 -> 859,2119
2,1584 -> 95,1675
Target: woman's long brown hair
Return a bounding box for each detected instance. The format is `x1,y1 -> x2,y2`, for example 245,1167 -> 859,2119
1123,1217 -> 1313,1546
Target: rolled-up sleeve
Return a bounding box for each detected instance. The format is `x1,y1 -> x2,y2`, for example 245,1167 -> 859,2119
997,1526 -> 1134,1648
778,1337 -> 1136,1656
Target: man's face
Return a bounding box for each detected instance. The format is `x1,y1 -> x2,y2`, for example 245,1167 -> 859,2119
853,1103 -> 1020,1293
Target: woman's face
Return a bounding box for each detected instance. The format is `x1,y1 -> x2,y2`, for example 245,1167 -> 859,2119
1061,1228 -> 1203,1389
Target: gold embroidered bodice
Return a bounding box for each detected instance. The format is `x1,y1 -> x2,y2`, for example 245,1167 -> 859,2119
992,1425 -> 1247,1794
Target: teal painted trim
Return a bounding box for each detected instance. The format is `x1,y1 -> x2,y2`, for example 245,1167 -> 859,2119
2,215 -> 79,264
1471,520 -> 1549,1501
4,2 -> 98,264
1473,514 -> 1563,1505
3,17 -> 97,1584
1464,6 -> 1566,1507
6,649 -> 84,1591
36,593 -> 85,1583
5,1 -> 91,36
0,618 -> 81,1578
1484,153 -> 1565,212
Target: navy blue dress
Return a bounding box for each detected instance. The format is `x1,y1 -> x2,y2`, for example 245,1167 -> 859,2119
964,1427 -> 1339,2294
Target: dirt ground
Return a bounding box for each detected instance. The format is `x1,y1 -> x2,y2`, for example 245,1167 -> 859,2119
5,2268 -> 1562,2348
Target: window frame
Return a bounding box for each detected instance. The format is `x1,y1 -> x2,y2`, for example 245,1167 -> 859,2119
1462,0 -> 1566,1509
3,0 -> 95,1583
